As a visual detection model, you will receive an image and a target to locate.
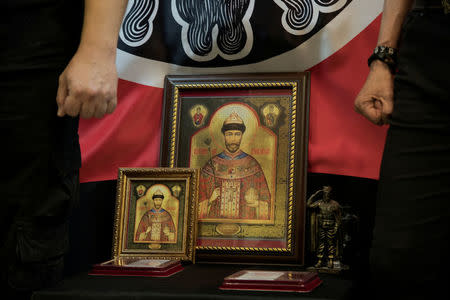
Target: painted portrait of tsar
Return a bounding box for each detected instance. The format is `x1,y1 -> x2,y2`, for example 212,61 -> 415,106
135,189 -> 176,242
198,112 -> 271,221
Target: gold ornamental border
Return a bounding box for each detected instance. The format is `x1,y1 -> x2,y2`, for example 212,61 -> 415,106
112,168 -> 199,262
169,81 -> 298,253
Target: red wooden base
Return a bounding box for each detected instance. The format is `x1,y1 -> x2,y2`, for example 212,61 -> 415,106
89,258 -> 184,277
219,270 -> 322,293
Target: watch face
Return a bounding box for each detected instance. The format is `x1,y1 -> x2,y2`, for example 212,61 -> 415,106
374,46 -> 396,55
369,46 -> 398,73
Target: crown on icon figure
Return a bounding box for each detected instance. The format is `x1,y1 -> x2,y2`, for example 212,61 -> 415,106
222,111 -> 246,133
223,111 -> 244,125
152,189 -> 164,199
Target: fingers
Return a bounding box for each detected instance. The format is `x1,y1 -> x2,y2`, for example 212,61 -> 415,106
354,96 -> 383,125
381,95 -> 394,124
79,98 -> 112,119
106,96 -> 117,115
79,101 -> 96,119
56,75 -> 68,117
359,93 -> 394,125
79,95 -> 105,119
354,66 -> 394,125
59,86 -> 117,119
93,100 -> 108,119
62,93 -> 82,117
91,90 -> 116,118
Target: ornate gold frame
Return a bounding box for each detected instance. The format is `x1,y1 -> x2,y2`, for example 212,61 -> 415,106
112,168 -> 198,262
160,73 -> 310,265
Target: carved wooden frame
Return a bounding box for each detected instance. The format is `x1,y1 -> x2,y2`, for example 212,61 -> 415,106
112,168 -> 198,262
161,73 -> 310,265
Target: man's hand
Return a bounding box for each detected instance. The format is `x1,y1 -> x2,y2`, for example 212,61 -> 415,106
354,61 -> 395,125
56,47 -> 118,119
56,0 -> 128,119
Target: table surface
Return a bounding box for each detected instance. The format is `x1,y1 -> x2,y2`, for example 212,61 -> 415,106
32,263 -> 355,300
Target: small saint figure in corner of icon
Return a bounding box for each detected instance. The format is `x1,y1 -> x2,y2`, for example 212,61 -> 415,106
190,105 -> 208,127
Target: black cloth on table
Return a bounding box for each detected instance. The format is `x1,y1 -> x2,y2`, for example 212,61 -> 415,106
33,264 -> 355,300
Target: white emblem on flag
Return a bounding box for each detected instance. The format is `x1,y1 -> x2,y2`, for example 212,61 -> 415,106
119,0 -> 159,47
171,0 -> 255,62
274,0 -> 347,35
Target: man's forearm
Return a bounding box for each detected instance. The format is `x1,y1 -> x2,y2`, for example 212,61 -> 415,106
377,0 -> 414,48
353,0 -> 411,125
56,0 -> 128,118
79,0 -> 128,57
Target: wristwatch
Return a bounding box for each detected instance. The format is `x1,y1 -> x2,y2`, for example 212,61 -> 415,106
367,45 -> 398,74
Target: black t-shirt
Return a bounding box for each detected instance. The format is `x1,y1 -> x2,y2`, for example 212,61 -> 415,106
1,1 -> 84,172
1,0 -> 84,72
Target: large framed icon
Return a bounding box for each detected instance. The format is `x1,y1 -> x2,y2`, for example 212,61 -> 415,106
112,168 -> 198,262
160,73 -> 310,265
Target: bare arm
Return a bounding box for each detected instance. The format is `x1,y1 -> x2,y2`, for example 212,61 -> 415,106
354,0 -> 414,125
377,0 -> 414,48
56,0 -> 128,119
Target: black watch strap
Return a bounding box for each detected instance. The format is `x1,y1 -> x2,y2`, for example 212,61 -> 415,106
368,45 -> 398,74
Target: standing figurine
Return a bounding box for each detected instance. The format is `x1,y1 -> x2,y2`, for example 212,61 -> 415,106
307,186 -> 342,269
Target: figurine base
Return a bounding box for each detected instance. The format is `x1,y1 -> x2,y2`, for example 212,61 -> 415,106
89,257 -> 184,277
307,261 -> 349,274
219,270 -> 322,293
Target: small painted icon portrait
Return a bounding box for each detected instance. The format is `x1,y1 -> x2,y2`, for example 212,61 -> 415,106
134,184 -> 179,244
262,104 -> 280,128
135,184 -> 146,197
171,185 -> 182,198
190,105 -> 208,127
